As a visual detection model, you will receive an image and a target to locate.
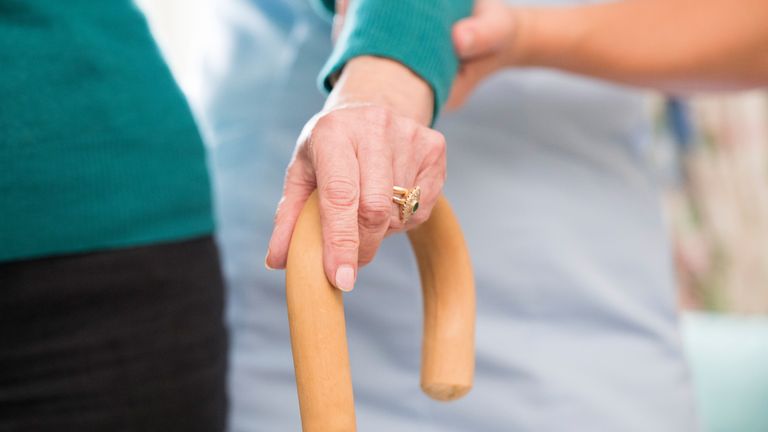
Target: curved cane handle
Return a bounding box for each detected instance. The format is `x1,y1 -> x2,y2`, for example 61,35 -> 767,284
286,192 -> 475,431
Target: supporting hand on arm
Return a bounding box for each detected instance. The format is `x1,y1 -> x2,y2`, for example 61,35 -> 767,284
448,0 -> 768,108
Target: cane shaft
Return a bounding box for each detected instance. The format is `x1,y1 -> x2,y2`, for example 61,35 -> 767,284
409,196 -> 475,400
286,192 -> 356,431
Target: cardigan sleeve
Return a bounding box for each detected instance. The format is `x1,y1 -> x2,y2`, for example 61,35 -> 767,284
312,0 -> 474,121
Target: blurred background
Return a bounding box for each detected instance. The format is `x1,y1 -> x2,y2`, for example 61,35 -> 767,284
654,91 -> 768,431
139,1 -> 768,430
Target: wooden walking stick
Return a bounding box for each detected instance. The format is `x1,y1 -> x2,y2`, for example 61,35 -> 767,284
286,192 -> 475,431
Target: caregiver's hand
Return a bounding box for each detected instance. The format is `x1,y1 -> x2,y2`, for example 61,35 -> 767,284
448,0 -> 768,108
266,56 -> 446,292
447,0 -> 525,109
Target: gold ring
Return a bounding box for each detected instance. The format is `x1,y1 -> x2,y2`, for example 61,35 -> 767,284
393,186 -> 421,223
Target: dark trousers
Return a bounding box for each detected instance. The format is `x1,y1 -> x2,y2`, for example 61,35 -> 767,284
0,237 -> 227,431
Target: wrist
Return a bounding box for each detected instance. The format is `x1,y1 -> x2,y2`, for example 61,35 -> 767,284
325,56 -> 434,125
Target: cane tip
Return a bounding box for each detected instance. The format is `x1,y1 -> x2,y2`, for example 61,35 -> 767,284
421,382 -> 472,401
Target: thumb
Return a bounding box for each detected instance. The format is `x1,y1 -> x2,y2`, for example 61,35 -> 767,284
446,55 -> 505,110
452,0 -> 515,60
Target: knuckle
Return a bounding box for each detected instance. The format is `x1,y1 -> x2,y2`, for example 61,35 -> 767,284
422,128 -> 447,153
432,131 -> 448,152
363,105 -> 392,129
321,176 -> 358,208
313,112 -> 349,141
403,121 -> 420,143
359,208 -> 391,229
329,234 -> 359,252
359,194 -> 392,228
326,217 -> 359,251
317,110 -> 344,130
285,165 -> 312,190
388,215 -> 405,232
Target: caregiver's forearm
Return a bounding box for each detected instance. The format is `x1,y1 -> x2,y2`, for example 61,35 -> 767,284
516,0 -> 768,92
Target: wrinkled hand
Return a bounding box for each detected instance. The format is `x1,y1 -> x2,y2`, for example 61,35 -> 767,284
266,58 -> 445,292
448,0 -> 526,109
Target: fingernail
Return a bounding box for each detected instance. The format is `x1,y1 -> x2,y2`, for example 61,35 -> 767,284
335,265 -> 356,292
264,249 -> 274,270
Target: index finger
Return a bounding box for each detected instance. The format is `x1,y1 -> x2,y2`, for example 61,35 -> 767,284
313,129 -> 361,292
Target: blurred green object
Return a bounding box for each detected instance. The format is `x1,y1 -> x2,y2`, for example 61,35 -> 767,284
683,312 -> 768,432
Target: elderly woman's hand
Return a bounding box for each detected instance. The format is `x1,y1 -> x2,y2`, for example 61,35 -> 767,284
266,56 -> 446,292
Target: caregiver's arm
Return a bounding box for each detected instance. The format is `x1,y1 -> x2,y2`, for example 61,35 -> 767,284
448,0 -> 768,106
267,0 -> 472,292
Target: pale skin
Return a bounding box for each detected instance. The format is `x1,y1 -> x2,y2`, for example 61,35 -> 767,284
266,55 -> 444,292
268,0 -> 768,293
448,0 -> 768,108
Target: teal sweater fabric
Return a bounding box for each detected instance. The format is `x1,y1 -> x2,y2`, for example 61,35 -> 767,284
0,0 -> 470,262
318,0 -> 474,119
0,0 -> 213,262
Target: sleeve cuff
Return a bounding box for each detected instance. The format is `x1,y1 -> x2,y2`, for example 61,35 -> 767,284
318,0 -> 473,123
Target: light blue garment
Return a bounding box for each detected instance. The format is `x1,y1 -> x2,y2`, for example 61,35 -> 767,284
682,312 -> 768,432
181,0 -> 699,430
